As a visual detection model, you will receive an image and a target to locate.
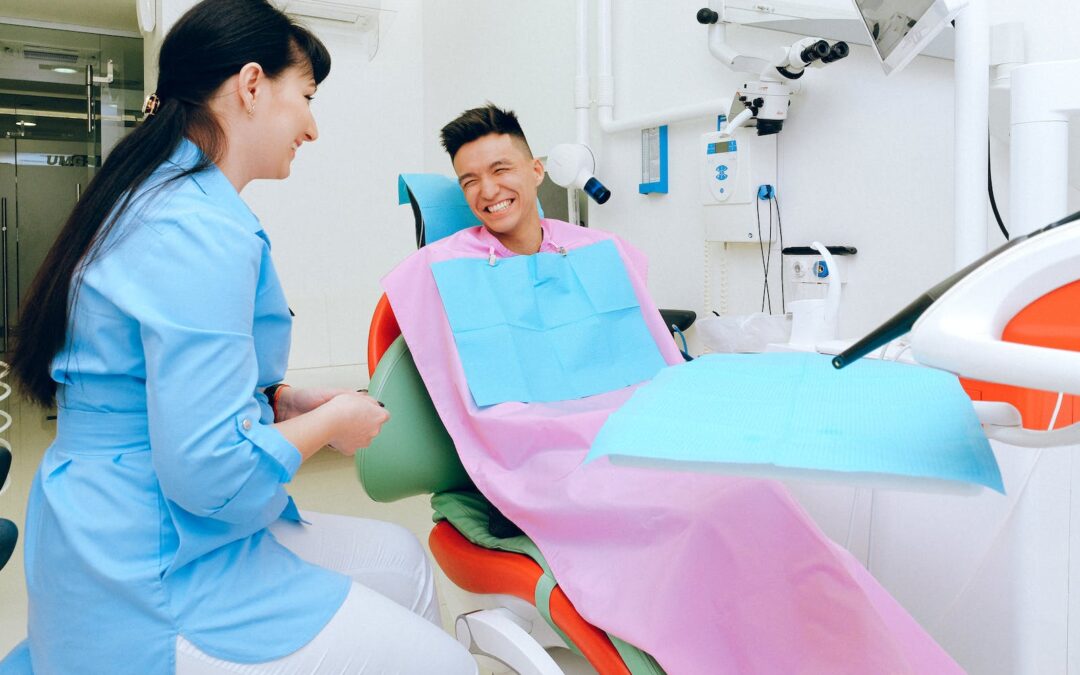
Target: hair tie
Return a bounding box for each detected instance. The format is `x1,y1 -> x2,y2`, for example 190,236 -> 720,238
142,93 -> 161,118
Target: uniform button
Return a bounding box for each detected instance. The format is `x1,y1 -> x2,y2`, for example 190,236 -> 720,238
242,419 -> 252,430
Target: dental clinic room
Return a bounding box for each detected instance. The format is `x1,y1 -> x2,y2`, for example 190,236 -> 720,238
1,0 -> 1079,673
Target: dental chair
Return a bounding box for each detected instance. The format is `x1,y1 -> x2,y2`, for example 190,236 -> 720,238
356,175 -> 680,674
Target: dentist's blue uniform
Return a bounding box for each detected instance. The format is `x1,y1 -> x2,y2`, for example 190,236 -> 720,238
8,140 -> 350,673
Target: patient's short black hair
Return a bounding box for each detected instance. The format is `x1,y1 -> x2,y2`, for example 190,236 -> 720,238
440,103 -> 533,161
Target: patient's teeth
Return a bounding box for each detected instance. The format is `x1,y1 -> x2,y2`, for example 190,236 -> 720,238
488,199 -> 512,213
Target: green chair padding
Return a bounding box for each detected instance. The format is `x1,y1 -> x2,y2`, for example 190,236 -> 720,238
357,335 -> 664,673
357,336 -> 474,501
432,490 -> 665,675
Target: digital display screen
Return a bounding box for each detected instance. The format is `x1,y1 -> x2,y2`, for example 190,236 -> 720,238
707,141 -> 736,155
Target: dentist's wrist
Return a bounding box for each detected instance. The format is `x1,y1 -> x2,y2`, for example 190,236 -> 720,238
264,383 -> 291,422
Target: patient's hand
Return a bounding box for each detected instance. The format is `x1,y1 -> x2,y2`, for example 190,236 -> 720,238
324,392 -> 391,456
277,386 -> 353,421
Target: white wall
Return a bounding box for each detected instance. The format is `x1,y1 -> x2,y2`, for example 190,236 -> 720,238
417,1 -> 1080,673
419,0 -> 577,175
245,4 -> 425,383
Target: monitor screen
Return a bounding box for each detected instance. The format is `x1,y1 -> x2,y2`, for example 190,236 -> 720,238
853,0 -> 964,74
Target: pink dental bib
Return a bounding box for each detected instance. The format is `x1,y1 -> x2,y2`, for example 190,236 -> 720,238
382,218 -> 962,674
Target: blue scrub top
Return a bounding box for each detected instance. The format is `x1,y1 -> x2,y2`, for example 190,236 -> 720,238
20,139 -> 350,673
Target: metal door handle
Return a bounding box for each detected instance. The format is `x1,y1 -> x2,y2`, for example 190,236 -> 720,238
1,197 -> 7,352
86,64 -> 94,133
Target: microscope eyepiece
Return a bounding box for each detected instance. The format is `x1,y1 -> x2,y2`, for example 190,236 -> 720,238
800,40 -> 830,64
822,41 -> 850,63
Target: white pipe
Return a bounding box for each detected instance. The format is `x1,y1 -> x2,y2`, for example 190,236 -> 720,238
596,0 -> 730,134
575,0 -> 590,146
569,0 -> 590,225
599,97 -> 734,134
952,0 -> 989,269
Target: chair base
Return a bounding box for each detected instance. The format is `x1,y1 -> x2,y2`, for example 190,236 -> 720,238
454,597 -> 597,675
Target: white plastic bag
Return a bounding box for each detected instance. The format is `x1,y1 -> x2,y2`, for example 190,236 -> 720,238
697,313 -> 792,353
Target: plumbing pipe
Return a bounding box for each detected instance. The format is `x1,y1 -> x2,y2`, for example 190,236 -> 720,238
953,0 -> 990,269
575,0 -> 590,146
569,0 -> 591,224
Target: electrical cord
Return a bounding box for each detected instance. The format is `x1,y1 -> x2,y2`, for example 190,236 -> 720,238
1048,392 -> 1065,431
671,325 -> 693,361
772,192 -> 786,314
755,198 -> 773,312
754,188 -> 788,315
988,136 -> 1009,240
766,195 -> 775,312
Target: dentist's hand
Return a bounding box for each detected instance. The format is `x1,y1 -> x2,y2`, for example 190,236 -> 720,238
324,391 -> 390,457
275,386 -> 353,421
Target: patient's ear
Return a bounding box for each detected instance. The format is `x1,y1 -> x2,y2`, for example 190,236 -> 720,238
532,157 -> 544,186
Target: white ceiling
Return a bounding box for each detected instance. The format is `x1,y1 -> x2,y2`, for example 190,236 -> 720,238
0,0 -> 138,34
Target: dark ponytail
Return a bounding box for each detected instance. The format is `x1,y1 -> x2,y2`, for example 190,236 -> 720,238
12,0 -> 330,408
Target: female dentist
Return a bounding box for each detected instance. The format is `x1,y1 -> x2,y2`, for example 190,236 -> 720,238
3,0 -> 478,673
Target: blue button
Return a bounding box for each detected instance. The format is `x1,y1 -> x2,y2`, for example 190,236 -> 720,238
815,261 -> 829,278
718,165 -> 728,171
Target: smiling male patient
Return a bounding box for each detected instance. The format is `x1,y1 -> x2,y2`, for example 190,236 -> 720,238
441,104 -> 549,255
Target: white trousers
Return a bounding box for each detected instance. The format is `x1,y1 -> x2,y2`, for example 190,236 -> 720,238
175,511 -> 479,674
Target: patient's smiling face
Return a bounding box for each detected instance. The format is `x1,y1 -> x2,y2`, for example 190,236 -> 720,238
453,133 -> 545,255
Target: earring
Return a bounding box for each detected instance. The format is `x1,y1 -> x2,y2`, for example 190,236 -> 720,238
247,103 -> 255,116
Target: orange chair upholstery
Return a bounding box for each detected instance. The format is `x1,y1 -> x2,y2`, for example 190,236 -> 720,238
960,279 -> 1080,429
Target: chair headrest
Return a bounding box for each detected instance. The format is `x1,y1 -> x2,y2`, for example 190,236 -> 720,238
398,174 -> 480,248
397,173 -> 546,249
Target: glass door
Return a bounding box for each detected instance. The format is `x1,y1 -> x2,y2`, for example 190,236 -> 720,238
11,136 -> 96,328
0,23 -> 142,354
0,139 -> 14,353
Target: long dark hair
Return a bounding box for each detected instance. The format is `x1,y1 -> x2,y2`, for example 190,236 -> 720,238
12,0 -> 330,408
